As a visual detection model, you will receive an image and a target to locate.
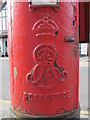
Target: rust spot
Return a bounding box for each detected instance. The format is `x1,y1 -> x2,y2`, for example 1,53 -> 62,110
53,60 -> 64,73
15,106 -> 21,112
73,42 -> 79,57
73,46 -> 77,57
20,98 -> 22,105
64,36 -> 75,42
77,25 -> 79,35
13,67 -> 17,80
76,41 -> 79,48
14,106 -> 15,110
73,5 -> 77,26
55,31 -> 59,36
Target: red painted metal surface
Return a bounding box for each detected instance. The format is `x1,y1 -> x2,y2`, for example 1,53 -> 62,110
79,2 -> 89,43
8,1 -> 79,116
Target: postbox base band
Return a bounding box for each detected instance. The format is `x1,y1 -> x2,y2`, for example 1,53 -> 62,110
11,106 -> 80,118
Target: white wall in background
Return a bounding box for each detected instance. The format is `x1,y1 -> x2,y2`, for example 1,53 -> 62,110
81,43 -> 88,55
0,40 -> 1,56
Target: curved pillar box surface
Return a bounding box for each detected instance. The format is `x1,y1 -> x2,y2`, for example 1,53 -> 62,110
8,1 -> 79,118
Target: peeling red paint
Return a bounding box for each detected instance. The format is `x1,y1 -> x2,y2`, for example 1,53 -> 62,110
8,1 -> 79,117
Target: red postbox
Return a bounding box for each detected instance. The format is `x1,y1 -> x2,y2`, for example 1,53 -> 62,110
8,0 -> 79,118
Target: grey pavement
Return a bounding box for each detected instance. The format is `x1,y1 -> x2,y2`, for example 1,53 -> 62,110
0,58 -> 10,100
0,57 -> 89,119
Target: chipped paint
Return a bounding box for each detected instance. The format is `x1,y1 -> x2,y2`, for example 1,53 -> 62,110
8,2 -> 79,117
13,67 -> 17,80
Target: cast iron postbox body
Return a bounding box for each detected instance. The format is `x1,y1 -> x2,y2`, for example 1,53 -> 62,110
8,1 -> 79,118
